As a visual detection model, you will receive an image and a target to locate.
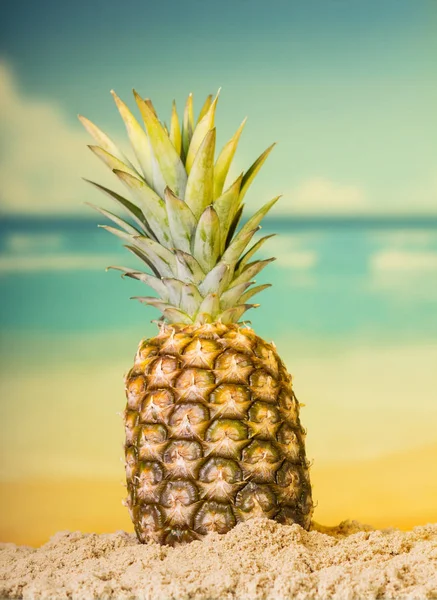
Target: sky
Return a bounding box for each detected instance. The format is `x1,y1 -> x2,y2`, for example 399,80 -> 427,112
0,0 -> 436,217
0,0 -> 436,544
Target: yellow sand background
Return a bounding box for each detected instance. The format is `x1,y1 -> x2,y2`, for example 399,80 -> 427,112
1,336 -> 436,546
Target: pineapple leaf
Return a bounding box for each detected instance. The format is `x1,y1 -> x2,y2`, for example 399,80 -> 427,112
213,174 -> 243,253
226,204 -> 244,247
101,226 -> 176,278
198,262 -> 231,297
193,205 -> 221,272
133,297 -> 177,314
78,115 -> 136,170
113,169 -> 172,248
221,227 -> 259,268
107,266 -> 169,299
196,94 -> 213,125
88,145 -> 140,179
239,283 -> 271,303
132,236 -> 178,278
185,90 -> 219,174
197,293 -> 220,321
144,98 -> 158,116
163,306 -> 194,325
175,250 -> 206,284
110,90 -> 154,187
134,89 -> 187,198
87,203 -> 141,236
180,283 -> 203,315
213,118 -> 246,199
230,258 -> 276,288
169,100 -> 182,156
181,93 -> 194,163
124,245 -> 161,277
234,196 -> 280,244
160,277 -> 184,306
83,179 -> 155,239
240,143 -> 276,202
217,304 -> 258,324
235,234 -> 276,275
184,128 -> 216,219
220,281 -> 253,310
164,187 -> 197,254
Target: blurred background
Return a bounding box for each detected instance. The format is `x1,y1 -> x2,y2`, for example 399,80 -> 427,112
1,0 -> 436,546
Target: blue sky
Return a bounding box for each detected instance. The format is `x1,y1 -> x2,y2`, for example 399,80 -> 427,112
0,0 -> 436,216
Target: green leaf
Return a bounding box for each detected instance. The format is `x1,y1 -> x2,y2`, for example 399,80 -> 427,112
181,93 -> 194,163
88,145 -> 140,179
184,128 -> 216,219
213,174 -> 243,253
107,266 -> 169,299
221,227 -> 259,267
110,90 -> 154,187
164,187 -> 197,254
87,202 -> 141,236
217,304 -> 258,324
124,245 -> 161,277
230,258 -> 276,288
78,115 -> 136,170
235,234 -> 276,276
239,283 -> 271,303
134,90 -> 187,198
161,278 -> 187,308
240,143 -> 276,202
169,100 -> 182,156
83,179 -> 155,239
213,118 -> 246,199
163,307 -> 194,325
133,297 -> 175,314
185,90 -> 219,174
180,283 -> 203,316
193,205 -> 221,272
226,204 -> 244,247
196,94 -> 213,125
100,226 -> 176,278
220,281 -> 253,310
175,250 -> 206,284
198,262 -> 231,297
231,196 -> 280,248
197,293 -> 220,321
113,170 -> 172,248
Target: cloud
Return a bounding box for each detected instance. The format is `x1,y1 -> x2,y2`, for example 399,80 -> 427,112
370,250 -> 437,272
0,61 -> 121,215
277,177 -> 367,215
4,233 -> 65,253
0,253 -> 121,273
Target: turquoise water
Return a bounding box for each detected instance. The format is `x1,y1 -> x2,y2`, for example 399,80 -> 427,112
1,217 -> 436,343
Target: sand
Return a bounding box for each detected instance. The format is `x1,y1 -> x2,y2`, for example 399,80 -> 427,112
1,519 -> 436,600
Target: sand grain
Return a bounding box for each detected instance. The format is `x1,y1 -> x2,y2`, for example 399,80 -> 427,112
1,519 -> 436,599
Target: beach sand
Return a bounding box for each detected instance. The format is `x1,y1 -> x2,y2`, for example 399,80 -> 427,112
1,519 -> 436,599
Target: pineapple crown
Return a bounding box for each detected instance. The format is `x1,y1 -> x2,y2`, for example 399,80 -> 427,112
79,89 -> 278,325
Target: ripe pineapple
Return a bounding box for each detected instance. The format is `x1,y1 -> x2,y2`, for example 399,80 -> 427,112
79,89 -> 313,545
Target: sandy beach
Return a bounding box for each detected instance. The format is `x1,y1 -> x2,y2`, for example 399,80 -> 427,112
1,519 -> 436,600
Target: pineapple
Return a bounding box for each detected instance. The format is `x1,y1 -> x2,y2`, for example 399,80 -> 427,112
79,89 -> 313,545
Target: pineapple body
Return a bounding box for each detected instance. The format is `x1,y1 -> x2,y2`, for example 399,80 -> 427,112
124,322 -> 313,545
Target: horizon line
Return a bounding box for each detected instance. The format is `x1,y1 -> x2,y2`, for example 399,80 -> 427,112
1,213 -> 437,231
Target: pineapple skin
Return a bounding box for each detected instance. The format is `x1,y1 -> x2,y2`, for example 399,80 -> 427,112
124,322 -> 313,546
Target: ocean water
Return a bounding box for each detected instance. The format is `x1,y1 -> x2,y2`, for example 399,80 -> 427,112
1,217 -> 436,341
